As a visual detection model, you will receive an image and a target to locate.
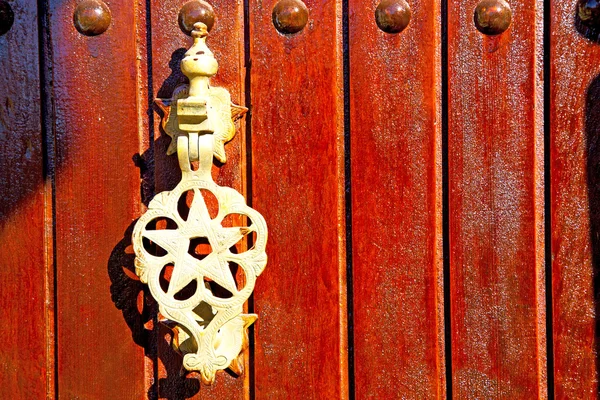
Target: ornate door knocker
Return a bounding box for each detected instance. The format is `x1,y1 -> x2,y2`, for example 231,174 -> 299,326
132,22 -> 268,385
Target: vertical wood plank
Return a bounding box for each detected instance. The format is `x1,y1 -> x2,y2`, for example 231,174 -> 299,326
0,1 -> 49,398
50,0 -> 146,397
550,2 -> 600,397
348,0 -> 444,398
447,0 -> 546,397
149,0 -> 248,398
248,1 -> 348,398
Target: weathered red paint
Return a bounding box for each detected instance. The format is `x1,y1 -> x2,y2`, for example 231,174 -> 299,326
0,1 -> 48,397
448,0 -> 546,397
249,0 -> 348,398
49,0 -> 146,397
551,0 -> 600,397
349,0 -> 445,398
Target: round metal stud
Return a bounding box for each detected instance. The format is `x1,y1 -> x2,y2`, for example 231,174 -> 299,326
178,0 -> 215,35
272,0 -> 309,35
375,0 -> 411,34
0,0 -> 14,37
578,0 -> 600,29
474,0 -> 512,36
73,0 -> 111,36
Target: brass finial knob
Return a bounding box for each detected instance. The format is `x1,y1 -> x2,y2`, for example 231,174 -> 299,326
177,22 -> 217,133
181,22 -> 218,94
191,21 -> 208,38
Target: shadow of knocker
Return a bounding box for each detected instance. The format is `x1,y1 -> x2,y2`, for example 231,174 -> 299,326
108,47 -> 250,399
575,0 -> 600,43
109,222 -> 203,400
572,2 -> 600,393
108,48 -> 202,400
585,74 -> 600,396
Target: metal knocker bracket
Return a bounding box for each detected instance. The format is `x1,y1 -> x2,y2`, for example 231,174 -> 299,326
132,22 -> 268,385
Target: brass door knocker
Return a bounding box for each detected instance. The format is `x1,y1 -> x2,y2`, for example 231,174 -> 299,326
132,22 -> 268,385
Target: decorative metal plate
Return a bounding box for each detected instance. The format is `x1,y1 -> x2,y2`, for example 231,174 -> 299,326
132,22 -> 267,385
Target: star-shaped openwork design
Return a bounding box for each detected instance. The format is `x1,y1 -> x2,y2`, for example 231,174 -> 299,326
142,190 -> 248,300
132,21 -> 267,386
132,178 -> 267,384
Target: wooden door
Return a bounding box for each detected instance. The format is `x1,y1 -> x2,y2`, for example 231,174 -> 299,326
0,0 -> 598,398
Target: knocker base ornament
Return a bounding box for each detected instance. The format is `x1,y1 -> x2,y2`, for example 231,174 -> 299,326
132,22 -> 267,385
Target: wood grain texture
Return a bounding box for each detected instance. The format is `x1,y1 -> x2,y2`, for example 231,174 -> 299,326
49,0 -> 146,397
248,0 -> 347,398
550,2 -> 600,397
447,0 -> 546,397
0,1 -> 49,398
149,0 -> 248,398
348,0 -> 444,398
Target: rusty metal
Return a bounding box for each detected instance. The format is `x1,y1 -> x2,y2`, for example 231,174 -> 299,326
272,0 -> 309,35
178,0 -> 215,35
0,0 -> 13,36
73,0 -> 111,36
474,0 -> 512,36
375,0 -> 411,34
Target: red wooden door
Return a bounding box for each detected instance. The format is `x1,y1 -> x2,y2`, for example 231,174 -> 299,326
0,0 -> 599,398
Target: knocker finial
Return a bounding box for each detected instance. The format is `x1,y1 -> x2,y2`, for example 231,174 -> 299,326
133,19 -> 267,385
153,21 -> 247,162
181,22 -> 216,99
191,21 -> 208,38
